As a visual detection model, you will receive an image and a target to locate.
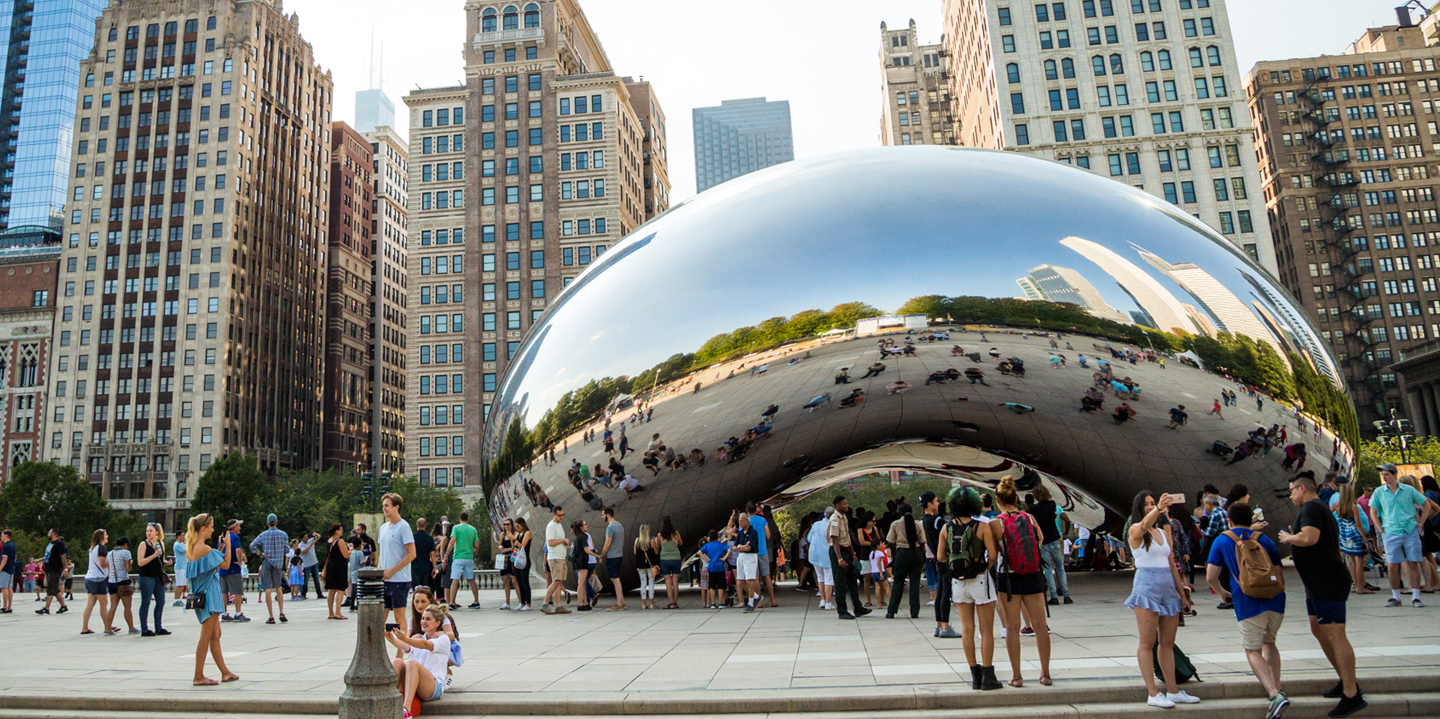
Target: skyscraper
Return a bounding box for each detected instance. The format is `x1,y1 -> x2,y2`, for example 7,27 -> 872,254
878,20 -> 955,147
363,125 -> 408,478
693,97 -> 793,192
939,0 -> 1276,272
48,3 -> 333,529
0,0 -> 106,233
1135,246 -> 1280,352
1060,236 -> 1197,335
1025,262 -> 1131,323
324,122 -> 374,473
355,89 -> 396,134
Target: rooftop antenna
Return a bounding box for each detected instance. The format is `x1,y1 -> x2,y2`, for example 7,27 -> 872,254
378,41 -> 384,92
367,26 -> 376,89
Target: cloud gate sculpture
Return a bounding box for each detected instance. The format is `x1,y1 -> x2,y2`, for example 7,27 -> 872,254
481,147 -> 1357,580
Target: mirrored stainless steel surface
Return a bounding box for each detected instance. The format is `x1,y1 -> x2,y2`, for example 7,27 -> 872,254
481,147 -> 1357,574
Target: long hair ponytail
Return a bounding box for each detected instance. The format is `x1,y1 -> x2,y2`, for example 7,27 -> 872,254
185,513 -> 213,555
898,503 -> 917,548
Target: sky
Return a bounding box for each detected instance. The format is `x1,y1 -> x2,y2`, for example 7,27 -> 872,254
283,0 -> 1420,201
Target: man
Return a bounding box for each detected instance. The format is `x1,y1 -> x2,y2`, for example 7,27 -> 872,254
700,531 -> 730,609
1200,494 -> 1232,608
219,519 -> 249,622
920,491 -> 957,637
808,509 -> 834,610
600,507 -> 626,611
1370,463 -> 1439,608
1278,475 -> 1366,718
411,518 -> 436,602
0,529 -> 16,613
747,502 -> 777,608
1207,503 -> 1288,719
36,529 -> 69,615
542,506 -> 572,615
379,493 -> 417,635
921,491 -> 942,606
827,496 -> 870,620
859,362 -> 886,379
735,512 -> 761,612
1166,405 -> 1187,430
298,531 -> 321,600
1318,473 -> 1340,506
1029,486 -> 1072,606
248,513 -> 290,624
445,513 -> 481,609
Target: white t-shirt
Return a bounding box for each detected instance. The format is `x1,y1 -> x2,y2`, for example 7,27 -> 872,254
378,519 -> 415,584
406,633 -> 452,688
546,520 -> 567,560
85,545 -> 108,581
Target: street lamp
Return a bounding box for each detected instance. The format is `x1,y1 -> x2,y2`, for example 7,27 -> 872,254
1373,408 -> 1414,464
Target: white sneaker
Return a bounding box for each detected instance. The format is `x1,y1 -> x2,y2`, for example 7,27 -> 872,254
517,605 -> 532,612
1166,691 -> 1200,704
500,603 -> 511,610
1147,694 -> 1175,709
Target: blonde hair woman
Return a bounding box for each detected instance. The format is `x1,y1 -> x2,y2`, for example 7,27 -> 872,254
185,514 -> 238,685
633,524 -> 657,609
1333,484 -> 1373,595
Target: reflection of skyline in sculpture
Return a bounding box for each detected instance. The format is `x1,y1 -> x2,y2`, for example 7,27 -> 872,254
1184,305 -> 1218,337
1060,236 -> 1198,335
1239,269 -> 1339,386
1015,277 -> 1045,301
1137,246 -> 1289,368
1021,263 -> 1133,324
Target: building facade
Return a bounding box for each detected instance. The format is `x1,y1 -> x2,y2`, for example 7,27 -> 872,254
879,20 -> 956,146
0,242 -> 58,486
692,97 -> 793,192
355,88 -> 395,134
625,79 -> 671,219
363,125 -> 407,477
48,0 -> 333,529
1248,17 -> 1440,433
323,121 -> 373,472
939,0 -> 1275,271
0,0 -> 107,233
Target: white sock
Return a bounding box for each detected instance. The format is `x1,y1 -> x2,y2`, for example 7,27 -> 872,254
1393,589 -> 1402,600
1414,588 -> 1422,600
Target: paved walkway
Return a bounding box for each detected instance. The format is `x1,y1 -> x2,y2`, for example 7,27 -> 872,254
1,570 -> 1438,699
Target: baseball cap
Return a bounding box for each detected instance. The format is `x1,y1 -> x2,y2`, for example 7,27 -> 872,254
266,513 -> 278,525
225,519 -> 243,529
919,490 -> 937,506
1378,463 -> 1399,473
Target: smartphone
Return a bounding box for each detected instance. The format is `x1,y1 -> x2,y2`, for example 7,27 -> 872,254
1166,493 -> 1186,503
385,622 -> 400,632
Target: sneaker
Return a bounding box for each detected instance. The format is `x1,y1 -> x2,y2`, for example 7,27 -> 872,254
1166,691 -> 1200,704
1414,598 -> 1426,608
577,605 -> 592,611
1147,694 -> 1175,709
1046,597 -> 1060,606
1385,598 -> 1402,607
541,604 -> 555,615
743,604 -> 755,613
221,614 -> 233,622
157,629 -> 171,635
104,629 -> 115,636
1217,601 -> 1233,610
855,607 -> 873,617
172,600 -> 184,607
608,604 -> 626,612
128,629 -> 140,635
500,603 -> 512,610
1020,626 -> 1035,636
142,631 -> 155,637
34,608 -> 47,615
553,606 -> 571,614
468,602 -> 481,609
1266,691 -> 1290,719
235,614 -> 251,622
518,605 -> 532,612
937,627 -> 961,638
56,606 -> 68,614
1328,692 -> 1367,718
926,600 -> 936,606
1323,682 -> 1344,699
837,612 -> 856,620
1063,596 -> 1074,604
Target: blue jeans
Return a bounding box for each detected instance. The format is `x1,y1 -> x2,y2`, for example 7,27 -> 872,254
924,557 -> 939,593
1040,539 -> 1069,599
138,575 -> 165,632
303,565 -> 322,597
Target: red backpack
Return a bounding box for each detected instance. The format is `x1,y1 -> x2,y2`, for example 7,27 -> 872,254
999,511 -> 1042,575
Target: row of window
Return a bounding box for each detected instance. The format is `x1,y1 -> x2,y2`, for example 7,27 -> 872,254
419,284 -> 464,305
420,135 -> 464,155
559,179 -> 606,199
418,190 -> 463,210
481,311 -> 543,332
417,404 -> 465,425
559,95 -> 604,115
420,107 -> 465,127
416,467 -> 464,487
997,0 -> 1211,26
416,436 -> 464,456
418,254 -> 464,275
480,4 -> 540,31
559,123 -> 605,143
480,73 -> 542,96
481,280 -> 547,301
418,314 -> 464,334
482,342 -> 519,362
419,374 -> 464,394
1269,58 -> 1433,87
480,222 -> 547,243
480,46 -> 538,65
418,228 -> 464,246
419,163 -> 463,182
481,101 -> 542,122
562,245 -> 606,266
418,344 -> 464,364
560,151 -> 605,170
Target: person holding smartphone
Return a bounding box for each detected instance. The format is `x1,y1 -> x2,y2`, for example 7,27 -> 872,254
1126,491 -> 1199,708
185,514 -> 238,685
386,606 -> 452,717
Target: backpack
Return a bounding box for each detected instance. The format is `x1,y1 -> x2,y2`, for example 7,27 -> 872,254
947,520 -> 985,580
1155,642 -> 1201,685
999,512 -> 1042,575
1222,530 -> 1285,599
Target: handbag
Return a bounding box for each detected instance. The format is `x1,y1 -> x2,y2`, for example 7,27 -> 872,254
117,583 -> 134,598
512,548 -> 528,570
184,566 -> 218,610
493,555 -> 507,571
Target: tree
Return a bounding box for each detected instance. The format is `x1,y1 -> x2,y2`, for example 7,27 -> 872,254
0,461 -> 133,547
189,453 -> 273,535
391,476 -> 464,535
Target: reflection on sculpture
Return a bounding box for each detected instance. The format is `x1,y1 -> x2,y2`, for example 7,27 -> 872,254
480,147 -> 1359,579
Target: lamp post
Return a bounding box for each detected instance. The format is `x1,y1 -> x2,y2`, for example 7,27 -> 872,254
339,567 -> 399,719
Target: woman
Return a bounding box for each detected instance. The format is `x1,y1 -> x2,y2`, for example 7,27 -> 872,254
633,523 -> 658,610
402,587 -> 463,668
512,518 -> 534,611
654,516 -> 683,609
136,523 -> 169,636
387,606 -> 453,717
1126,492 -> 1199,708
855,511 -> 875,607
990,475 -> 1052,687
185,513 -> 238,685
1422,476 -> 1440,592
1401,476 -> 1440,592
1333,484 -> 1373,595
938,487 -> 1003,691
572,520 -> 598,610
81,529 -> 112,635
885,503 -> 925,619
106,536 -> 137,635
498,519 -> 516,609
321,523 -> 352,619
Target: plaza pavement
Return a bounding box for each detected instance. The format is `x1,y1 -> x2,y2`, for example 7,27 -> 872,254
1,570 -> 1439,714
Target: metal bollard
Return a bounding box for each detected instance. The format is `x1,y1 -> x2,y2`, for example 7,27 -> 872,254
339,567 -> 400,719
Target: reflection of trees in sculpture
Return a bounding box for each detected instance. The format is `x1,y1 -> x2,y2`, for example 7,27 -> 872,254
483,302 -> 883,493
895,294 -> 1179,350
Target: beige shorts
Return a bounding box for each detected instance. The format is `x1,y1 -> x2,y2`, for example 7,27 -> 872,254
951,573 -> 996,606
1238,610 -> 1284,651
547,559 -> 569,582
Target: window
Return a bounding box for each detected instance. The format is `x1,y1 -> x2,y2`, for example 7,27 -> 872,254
1002,35 -> 1015,53
1015,123 -> 1030,145
1045,59 -> 1058,80
1007,63 -> 1021,83
1010,92 -> 1025,114
999,7 -> 1012,25
1093,55 -> 1106,76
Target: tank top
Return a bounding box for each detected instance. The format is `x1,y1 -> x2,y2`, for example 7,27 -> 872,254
660,538 -> 681,561
137,540 -> 164,579
1130,530 -> 1172,569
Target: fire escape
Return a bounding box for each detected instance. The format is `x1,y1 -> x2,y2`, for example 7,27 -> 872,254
1300,79 -> 1381,413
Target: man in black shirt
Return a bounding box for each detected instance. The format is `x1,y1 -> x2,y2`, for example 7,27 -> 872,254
920,491 -> 958,638
38,528 -> 69,615
412,518 -> 436,598
1279,473 -> 1366,718
1029,486 -> 1072,605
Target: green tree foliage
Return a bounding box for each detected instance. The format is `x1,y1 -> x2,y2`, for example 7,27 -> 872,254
189,453 -> 274,534
0,462 -> 138,552
391,475 -> 465,534
773,476 -> 955,552
1290,352 -> 1361,450
897,294 -> 1183,351
1355,436 -> 1440,490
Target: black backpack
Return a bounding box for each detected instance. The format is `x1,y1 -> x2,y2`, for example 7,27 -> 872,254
947,520 -> 985,580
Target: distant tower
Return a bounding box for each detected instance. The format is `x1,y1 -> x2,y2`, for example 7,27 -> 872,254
355,30 -> 396,132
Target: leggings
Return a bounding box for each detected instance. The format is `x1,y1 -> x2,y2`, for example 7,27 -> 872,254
637,568 -> 656,600
514,565 -> 532,606
138,575 -> 165,632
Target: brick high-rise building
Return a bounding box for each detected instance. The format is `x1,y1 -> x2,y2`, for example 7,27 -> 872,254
404,0 -> 666,491
940,0 -> 1275,271
363,125 -> 408,477
324,121 -> 373,472
0,242 -> 59,486
879,19 -> 956,147
48,1 -> 333,529
1247,12 -> 1440,434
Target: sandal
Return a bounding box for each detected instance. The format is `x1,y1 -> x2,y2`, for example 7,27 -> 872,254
193,678 -> 219,686
667,603 -> 679,610
80,629 -> 94,635
1039,675 -> 1053,686
279,614 -> 288,622
1009,678 -> 1024,688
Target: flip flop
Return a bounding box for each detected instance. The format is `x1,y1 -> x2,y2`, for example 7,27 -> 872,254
80,630 -> 94,635
193,678 -> 219,686
221,674 -> 240,683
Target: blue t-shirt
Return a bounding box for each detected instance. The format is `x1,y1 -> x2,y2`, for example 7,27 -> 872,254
701,541 -> 728,573
1207,528 -> 1286,621
218,532 -> 242,576
749,516 -> 769,555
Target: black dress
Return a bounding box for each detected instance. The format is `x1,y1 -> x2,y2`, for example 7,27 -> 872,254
323,539 -> 349,591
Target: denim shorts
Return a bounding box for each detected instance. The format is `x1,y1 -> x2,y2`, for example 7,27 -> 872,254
425,678 -> 445,701
659,559 -> 682,576
450,558 -> 475,580
1384,529 -> 1424,564
85,579 -> 110,595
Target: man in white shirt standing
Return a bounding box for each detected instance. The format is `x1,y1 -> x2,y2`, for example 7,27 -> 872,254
542,506 -> 572,615
378,493 -> 416,634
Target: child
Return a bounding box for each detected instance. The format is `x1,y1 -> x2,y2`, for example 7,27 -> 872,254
24,557 -> 40,599
288,555 -> 303,599
870,542 -> 891,607
699,531 -> 729,610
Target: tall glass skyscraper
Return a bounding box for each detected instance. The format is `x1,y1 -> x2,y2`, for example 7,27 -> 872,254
0,0 -> 104,235
692,97 -> 793,192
